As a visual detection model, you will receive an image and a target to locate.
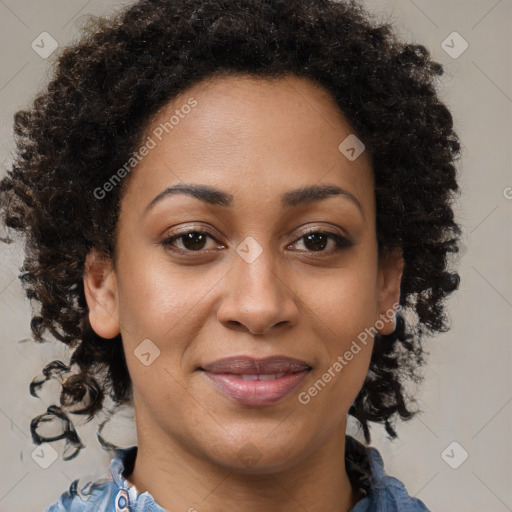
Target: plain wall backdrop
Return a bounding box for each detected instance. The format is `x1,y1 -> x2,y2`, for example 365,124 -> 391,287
0,1 -> 511,511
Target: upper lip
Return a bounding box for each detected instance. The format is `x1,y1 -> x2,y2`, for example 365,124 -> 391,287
200,356 -> 312,375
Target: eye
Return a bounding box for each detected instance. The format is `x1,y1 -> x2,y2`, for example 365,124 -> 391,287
289,229 -> 353,254
160,229 -> 222,253
160,227 -> 353,255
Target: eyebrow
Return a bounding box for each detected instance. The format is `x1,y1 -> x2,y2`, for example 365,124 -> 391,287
144,182 -> 364,217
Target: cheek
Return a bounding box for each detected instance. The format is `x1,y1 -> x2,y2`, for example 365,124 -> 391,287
303,267 -> 377,394
306,264 -> 378,338
299,277 -> 376,426
115,256 -> 227,389
116,255 -> 218,334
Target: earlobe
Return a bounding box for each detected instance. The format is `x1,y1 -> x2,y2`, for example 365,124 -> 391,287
83,249 -> 120,339
376,247 -> 404,336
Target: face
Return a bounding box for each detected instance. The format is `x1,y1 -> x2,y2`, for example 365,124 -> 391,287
84,74 -> 403,473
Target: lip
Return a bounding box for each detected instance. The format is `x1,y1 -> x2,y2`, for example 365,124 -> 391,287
200,356 -> 312,406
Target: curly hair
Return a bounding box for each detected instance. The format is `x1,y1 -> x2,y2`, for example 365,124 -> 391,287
0,0 -> 462,459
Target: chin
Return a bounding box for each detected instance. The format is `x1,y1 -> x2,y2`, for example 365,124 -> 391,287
202,433 -> 312,475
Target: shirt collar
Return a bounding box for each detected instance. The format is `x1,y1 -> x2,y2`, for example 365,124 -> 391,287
108,438 -> 385,505
109,445 -> 147,507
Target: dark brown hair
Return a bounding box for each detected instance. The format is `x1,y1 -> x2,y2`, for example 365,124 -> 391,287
0,0 -> 462,459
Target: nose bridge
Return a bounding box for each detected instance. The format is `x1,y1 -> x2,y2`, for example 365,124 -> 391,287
237,237 -> 280,294
217,235 -> 298,334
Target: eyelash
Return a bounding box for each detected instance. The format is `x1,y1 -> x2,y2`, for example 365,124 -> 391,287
160,228 -> 353,256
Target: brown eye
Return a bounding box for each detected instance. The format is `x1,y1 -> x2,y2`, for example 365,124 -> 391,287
290,230 -> 353,253
161,230 -> 219,252
303,232 -> 329,251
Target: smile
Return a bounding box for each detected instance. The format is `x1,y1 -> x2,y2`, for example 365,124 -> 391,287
200,355 -> 312,406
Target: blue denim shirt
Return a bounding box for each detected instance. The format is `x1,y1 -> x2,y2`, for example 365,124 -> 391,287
45,437 -> 431,512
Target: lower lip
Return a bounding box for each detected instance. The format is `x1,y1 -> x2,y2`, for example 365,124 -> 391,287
203,370 -> 310,406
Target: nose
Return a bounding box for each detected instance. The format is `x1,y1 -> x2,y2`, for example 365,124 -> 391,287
216,245 -> 299,336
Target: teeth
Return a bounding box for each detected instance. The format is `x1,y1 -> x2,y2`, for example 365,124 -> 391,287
260,372 -> 285,380
241,373 -> 285,381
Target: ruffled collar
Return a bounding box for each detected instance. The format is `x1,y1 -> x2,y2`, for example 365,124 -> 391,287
109,435 -> 381,510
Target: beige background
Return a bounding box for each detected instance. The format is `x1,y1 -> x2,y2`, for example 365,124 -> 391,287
0,1 -> 511,511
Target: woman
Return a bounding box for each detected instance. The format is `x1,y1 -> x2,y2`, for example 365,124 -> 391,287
0,0 -> 462,510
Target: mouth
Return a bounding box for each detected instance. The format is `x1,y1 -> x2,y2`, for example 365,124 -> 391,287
200,356 -> 312,406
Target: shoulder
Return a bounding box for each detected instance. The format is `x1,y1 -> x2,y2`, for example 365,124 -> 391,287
44,446 -> 137,512
44,479 -> 122,512
348,438 -> 432,512
45,445 -> 168,512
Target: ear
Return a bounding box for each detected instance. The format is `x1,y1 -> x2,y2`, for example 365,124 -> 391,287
375,247 -> 404,335
83,249 -> 120,339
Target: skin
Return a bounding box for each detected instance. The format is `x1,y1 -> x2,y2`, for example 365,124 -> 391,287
84,74 -> 404,512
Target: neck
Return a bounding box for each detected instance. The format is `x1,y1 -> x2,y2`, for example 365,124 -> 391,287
126,416 -> 363,512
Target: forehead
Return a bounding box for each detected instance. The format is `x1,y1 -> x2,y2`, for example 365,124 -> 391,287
122,73 -> 374,217
149,73 -> 364,154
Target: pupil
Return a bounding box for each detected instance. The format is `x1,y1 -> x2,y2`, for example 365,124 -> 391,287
305,233 -> 327,251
